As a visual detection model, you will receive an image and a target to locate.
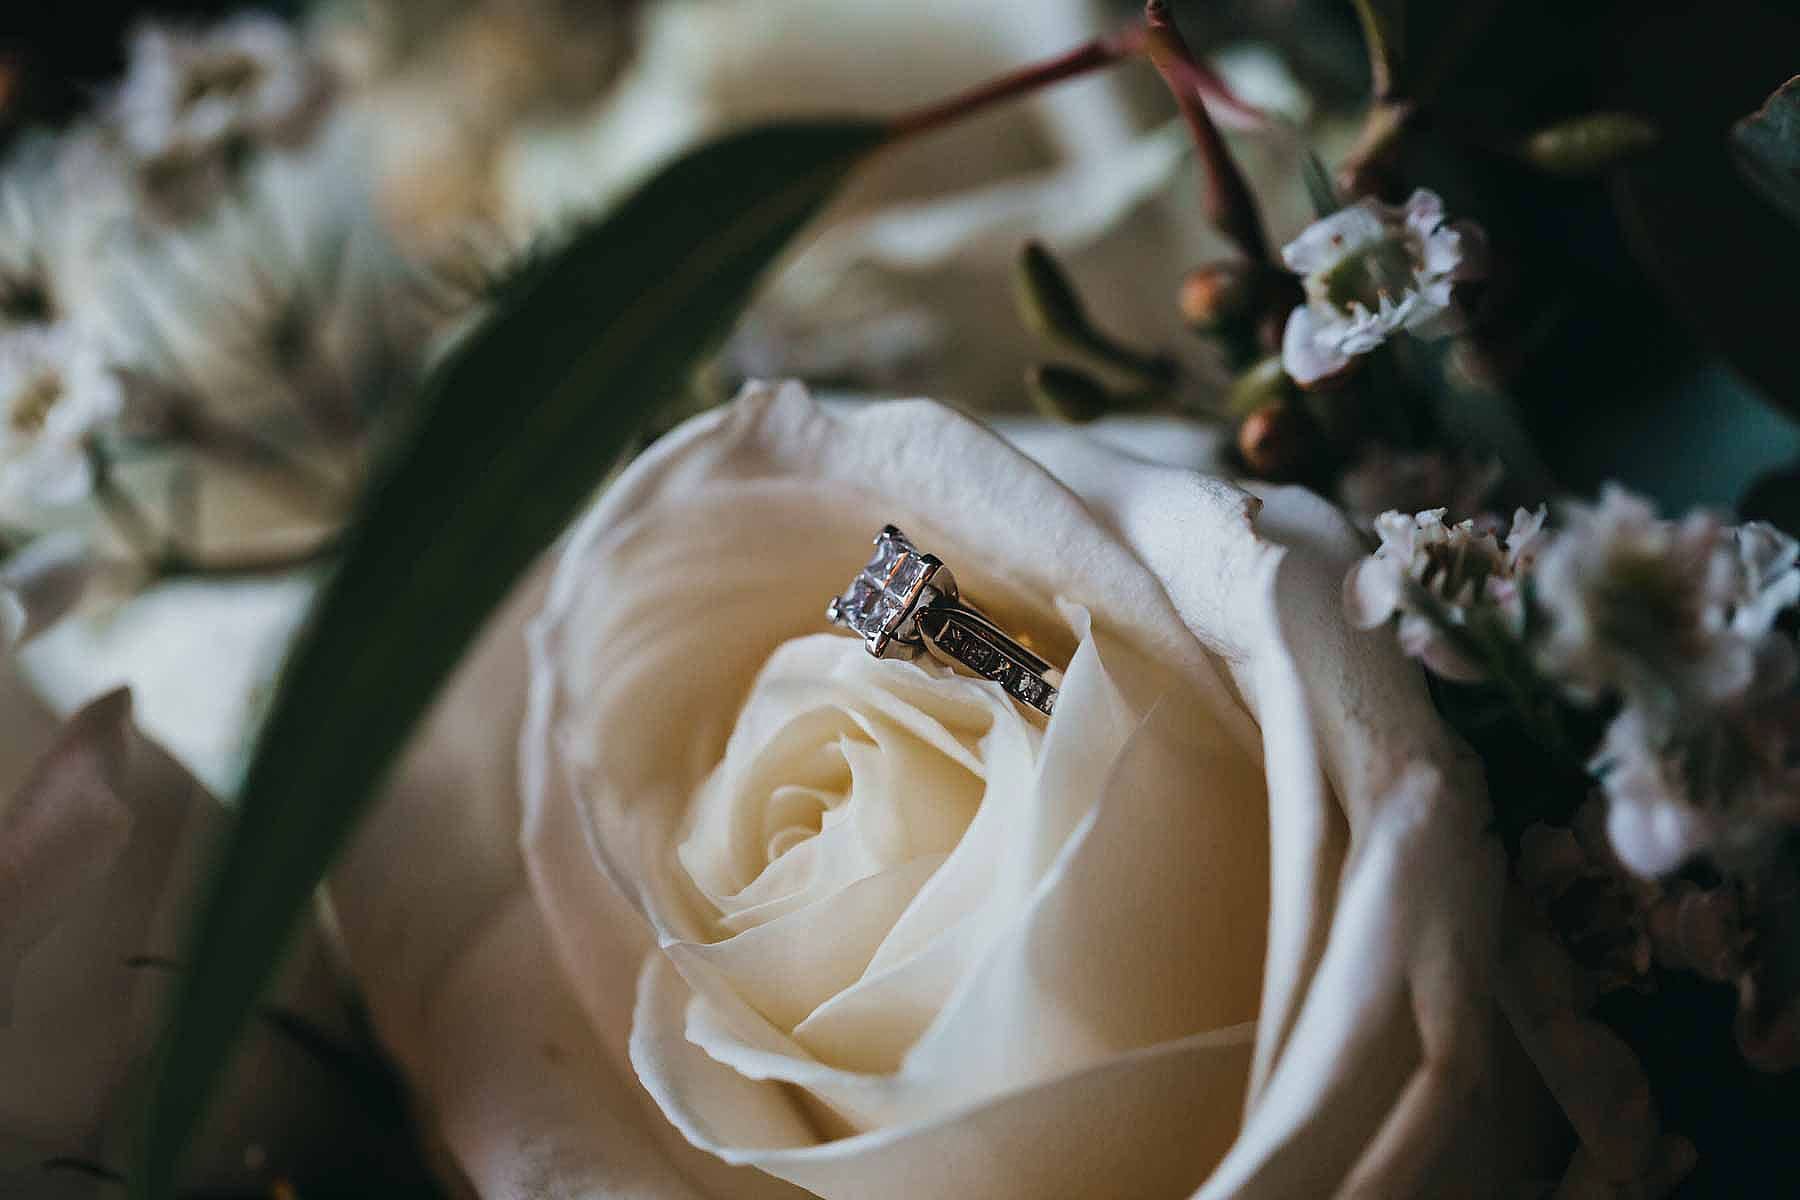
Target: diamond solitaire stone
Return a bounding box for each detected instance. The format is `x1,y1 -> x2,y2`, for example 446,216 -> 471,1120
827,525 -> 1062,717
826,526 -> 942,655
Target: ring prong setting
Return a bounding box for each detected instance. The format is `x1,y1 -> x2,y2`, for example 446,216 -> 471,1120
827,526 -> 1060,716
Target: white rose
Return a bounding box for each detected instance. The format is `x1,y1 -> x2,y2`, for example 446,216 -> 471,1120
333,381 -> 1562,1199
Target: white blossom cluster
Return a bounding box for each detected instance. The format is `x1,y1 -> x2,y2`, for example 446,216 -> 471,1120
1344,504 -> 1546,681
0,10 -> 444,532
1349,485 -> 1800,878
109,14 -> 333,223
0,142 -> 127,513
1280,189 -> 1486,386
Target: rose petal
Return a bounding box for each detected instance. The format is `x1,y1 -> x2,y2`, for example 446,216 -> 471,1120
633,954 -> 1254,1200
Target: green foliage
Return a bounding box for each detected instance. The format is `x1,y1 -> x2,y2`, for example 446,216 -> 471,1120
1735,76 -> 1800,229
1300,148 -> 1341,219
129,118 -> 886,1200
1519,112 -> 1659,177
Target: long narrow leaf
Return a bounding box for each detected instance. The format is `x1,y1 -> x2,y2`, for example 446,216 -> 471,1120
131,119 -> 886,1200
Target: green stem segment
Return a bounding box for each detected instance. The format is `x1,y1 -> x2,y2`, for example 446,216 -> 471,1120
1015,241 -> 1176,389
1405,580 -> 1574,762
87,441 -> 173,569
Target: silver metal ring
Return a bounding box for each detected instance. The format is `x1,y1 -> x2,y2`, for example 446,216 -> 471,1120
826,526 -> 1063,716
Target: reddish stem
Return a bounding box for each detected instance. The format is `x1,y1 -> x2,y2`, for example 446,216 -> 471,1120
889,26 -> 1148,141
1142,0 -> 1272,265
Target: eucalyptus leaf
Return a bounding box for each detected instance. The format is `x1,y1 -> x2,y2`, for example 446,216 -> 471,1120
1519,112 -> 1658,177
129,118 -> 885,1200
1301,147 -> 1341,219
1734,76 -> 1800,229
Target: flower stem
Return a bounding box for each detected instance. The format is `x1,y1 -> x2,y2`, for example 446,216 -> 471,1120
88,439 -> 338,582
1141,1 -> 1273,265
1336,0 -> 1502,196
888,26 -> 1149,142
1349,0 -> 1401,101
87,440 -> 171,568
166,400 -> 348,514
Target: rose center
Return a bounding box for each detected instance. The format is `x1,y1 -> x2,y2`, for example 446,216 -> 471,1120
676,639 -> 1004,942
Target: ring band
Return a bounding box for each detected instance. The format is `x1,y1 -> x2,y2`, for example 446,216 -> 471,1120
826,526 -> 1062,716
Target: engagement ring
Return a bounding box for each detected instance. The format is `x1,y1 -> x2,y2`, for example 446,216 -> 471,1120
826,526 -> 1063,716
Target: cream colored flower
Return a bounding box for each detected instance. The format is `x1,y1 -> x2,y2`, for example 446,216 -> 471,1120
1280,189 -> 1485,385
0,325 -> 123,509
332,383 -> 1555,1199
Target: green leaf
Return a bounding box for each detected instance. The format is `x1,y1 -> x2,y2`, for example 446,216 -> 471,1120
1734,76 -> 1800,229
1301,148 -> 1341,218
1518,112 -> 1659,177
129,118 -> 885,1200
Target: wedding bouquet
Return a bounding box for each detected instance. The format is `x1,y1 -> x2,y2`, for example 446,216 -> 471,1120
3,1 -> 1799,1197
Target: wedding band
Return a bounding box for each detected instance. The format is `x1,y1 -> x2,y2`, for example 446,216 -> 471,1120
826,526 -> 1062,716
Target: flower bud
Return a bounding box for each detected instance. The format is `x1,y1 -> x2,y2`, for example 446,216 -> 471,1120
1025,363 -> 1111,425
1226,355 -> 1293,417
1177,261 -> 1254,330
1237,401 -> 1317,481
1014,241 -> 1091,348
1014,241 -> 1174,388
1520,112 -> 1659,177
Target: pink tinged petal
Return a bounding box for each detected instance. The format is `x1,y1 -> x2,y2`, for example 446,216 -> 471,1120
1281,306 -> 1350,385
0,689 -> 133,1025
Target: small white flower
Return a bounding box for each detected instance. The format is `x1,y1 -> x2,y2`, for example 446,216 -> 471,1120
110,15 -> 330,220
1280,189 -> 1486,385
0,325 -> 123,506
0,171 -> 54,327
1504,505 -> 1550,576
1343,507 -> 1506,681
1534,486 -> 1752,721
0,135 -> 129,329
1729,521 -> 1800,639
1590,705 -> 1717,876
1591,695 -> 1800,877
